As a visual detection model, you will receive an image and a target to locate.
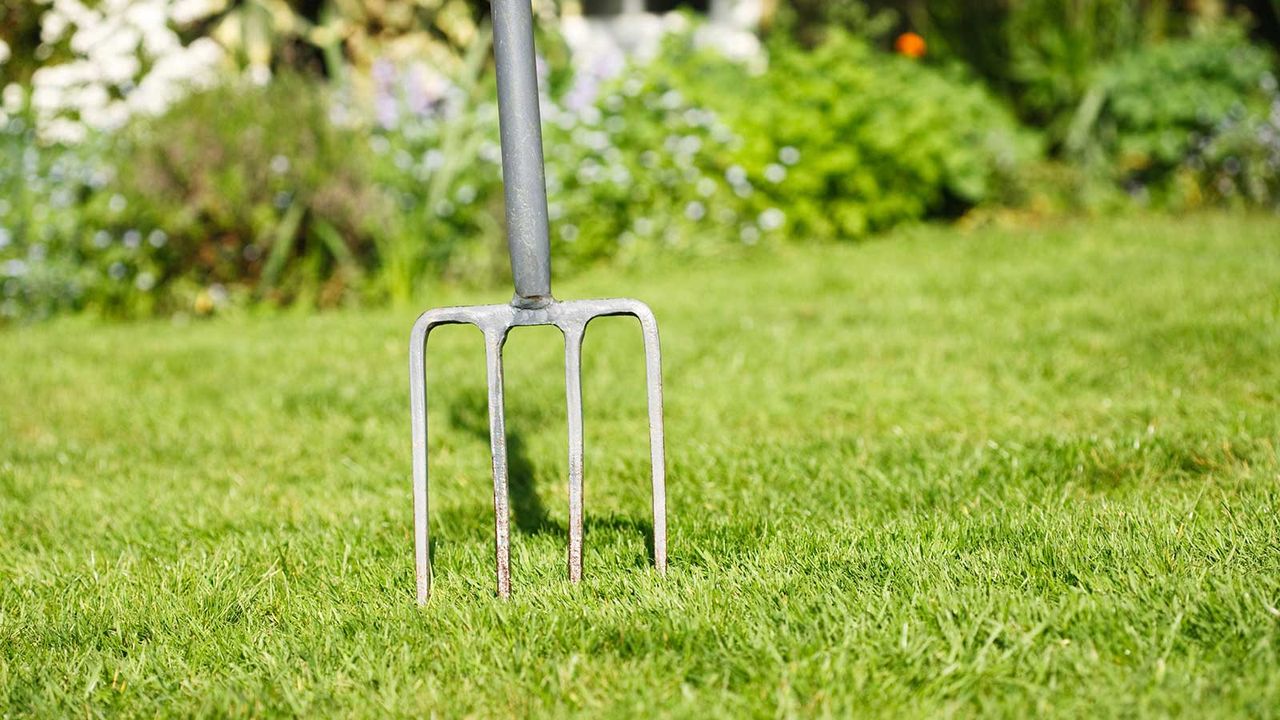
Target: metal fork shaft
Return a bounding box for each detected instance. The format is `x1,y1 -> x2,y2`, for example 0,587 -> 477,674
492,0 -> 552,304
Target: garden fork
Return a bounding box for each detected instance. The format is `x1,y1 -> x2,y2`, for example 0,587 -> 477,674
408,0 -> 667,603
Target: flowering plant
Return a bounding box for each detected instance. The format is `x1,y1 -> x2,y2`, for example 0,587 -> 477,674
18,0 -> 226,144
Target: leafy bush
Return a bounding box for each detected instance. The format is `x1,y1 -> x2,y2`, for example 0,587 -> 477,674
1,75 -> 394,322
0,98 -> 118,322
369,30 -> 775,290
542,61 -> 771,266
658,32 -> 1034,238
925,0 -> 1169,135
3,26 -> 1042,324
1067,27 -> 1280,207
102,74 -> 390,311
768,0 -> 899,47
360,38 -> 508,303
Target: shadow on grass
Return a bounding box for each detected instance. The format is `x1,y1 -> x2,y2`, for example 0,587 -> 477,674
448,389 -> 554,536
440,388 -> 656,565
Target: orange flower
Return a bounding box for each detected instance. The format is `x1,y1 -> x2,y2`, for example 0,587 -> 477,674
895,32 -> 927,59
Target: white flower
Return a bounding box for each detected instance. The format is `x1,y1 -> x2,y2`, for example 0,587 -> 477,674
127,77 -> 171,115
73,84 -> 110,110
41,10 -> 71,44
678,135 -> 702,156
0,39 -> 10,66
2,84 -> 24,114
32,64 -> 78,91
125,0 -> 170,32
94,26 -> 142,61
248,64 -> 271,86
53,0 -> 97,26
141,25 -> 180,56
764,163 -> 786,183
171,0 -> 219,25
70,14 -> 123,55
779,146 -> 801,165
25,1 -> 226,142
82,100 -> 129,130
758,208 -> 785,231
31,84 -> 64,113
98,52 -> 142,83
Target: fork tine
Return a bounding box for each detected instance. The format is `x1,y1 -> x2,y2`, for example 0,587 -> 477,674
563,323 -> 586,583
410,316 -> 432,605
485,328 -> 513,598
634,305 -> 667,575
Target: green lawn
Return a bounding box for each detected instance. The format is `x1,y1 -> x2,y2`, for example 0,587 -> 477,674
2,213 -> 1279,717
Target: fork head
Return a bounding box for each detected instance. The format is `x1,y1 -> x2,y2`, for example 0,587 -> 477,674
409,297 -> 667,603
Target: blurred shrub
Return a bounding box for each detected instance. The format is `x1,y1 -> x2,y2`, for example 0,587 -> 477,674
2,75 -> 391,322
99,74 -> 389,313
768,0 -> 899,46
363,35 -> 507,303
0,102 -> 114,322
658,32 -> 1035,238
3,23 -> 1042,324
926,0 -> 1169,138
1067,27 -> 1280,207
542,59 -> 770,266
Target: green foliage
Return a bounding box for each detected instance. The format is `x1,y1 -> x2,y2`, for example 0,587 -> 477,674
542,66 -> 771,267
0,105 -> 116,322
1068,27 -> 1280,207
3,26 -> 1042,323
663,32 -> 1034,238
927,0 -> 1172,134
768,0 -> 899,46
103,74 -> 389,312
0,1 -> 43,84
1,76 -> 393,323
361,33 -> 507,303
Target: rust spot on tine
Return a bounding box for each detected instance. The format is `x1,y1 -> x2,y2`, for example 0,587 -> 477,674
563,322 -> 586,583
485,327 -> 513,599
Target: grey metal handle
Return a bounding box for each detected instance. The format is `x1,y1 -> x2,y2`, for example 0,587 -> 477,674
492,0 -> 553,306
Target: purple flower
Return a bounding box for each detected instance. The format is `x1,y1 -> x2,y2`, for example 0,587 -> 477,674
372,58 -> 396,88
375,93 -> 399,130
563,48 -> 626,113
